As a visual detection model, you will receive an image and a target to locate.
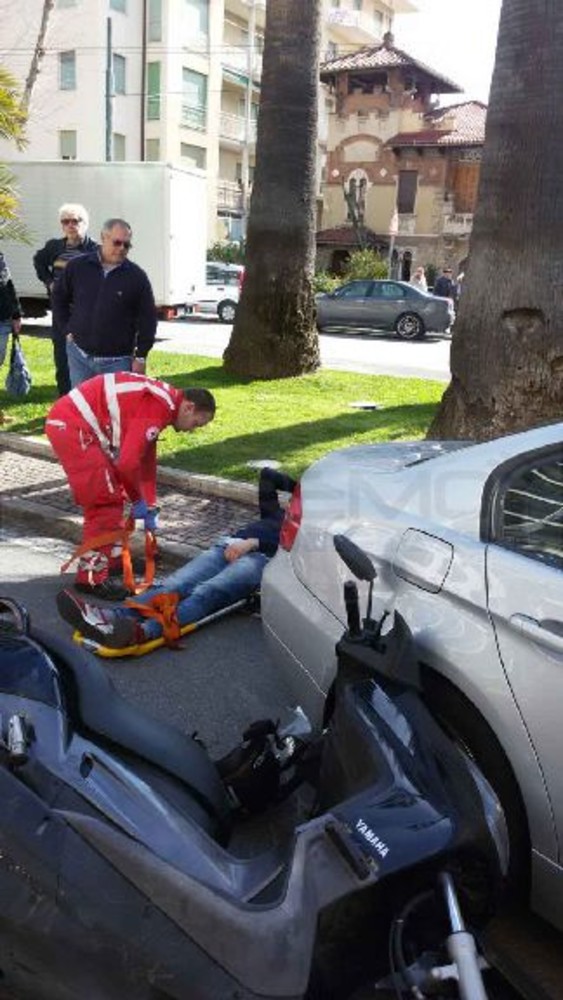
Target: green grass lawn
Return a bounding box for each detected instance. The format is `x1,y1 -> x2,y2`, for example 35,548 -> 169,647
0,333 -> 445,482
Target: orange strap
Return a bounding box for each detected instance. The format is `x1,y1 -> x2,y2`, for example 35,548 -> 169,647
61,517 -> 157,596
125,591 -> 182,647
121,516 -> 157,595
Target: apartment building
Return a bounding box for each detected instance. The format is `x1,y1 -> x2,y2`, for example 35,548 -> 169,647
0,0 -> 416,243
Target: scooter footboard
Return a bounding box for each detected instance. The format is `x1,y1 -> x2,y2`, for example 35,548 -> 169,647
317,675 -> 507,892
62,809 -> 379,999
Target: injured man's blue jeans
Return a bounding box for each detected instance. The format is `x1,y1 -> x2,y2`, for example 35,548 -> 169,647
114,537 -> 269,640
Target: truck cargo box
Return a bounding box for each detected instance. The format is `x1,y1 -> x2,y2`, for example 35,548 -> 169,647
3,161 -> 207,316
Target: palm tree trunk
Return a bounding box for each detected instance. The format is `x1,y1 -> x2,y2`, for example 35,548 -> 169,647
223,0 -> 321,379
21,0 -> 55,112
429,0 -> 563,440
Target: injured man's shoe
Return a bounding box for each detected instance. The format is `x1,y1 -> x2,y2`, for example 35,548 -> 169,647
75,577 -> 132,602
56,589 -> 141,648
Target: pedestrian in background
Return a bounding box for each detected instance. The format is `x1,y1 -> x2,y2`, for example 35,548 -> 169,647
433,266 -> 455,299
45,373 -> 216,599
33,204 -> 97,396
410,265 -> 428,292
52,218 -> 157,388
0,250 -> 21,367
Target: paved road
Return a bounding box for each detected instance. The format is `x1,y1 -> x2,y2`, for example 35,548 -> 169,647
155,316 -> 452,381
24,315 -> 451,381
0,528 -> 295,758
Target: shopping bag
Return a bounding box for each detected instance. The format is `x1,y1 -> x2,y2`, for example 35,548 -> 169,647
4,334 -> 32,398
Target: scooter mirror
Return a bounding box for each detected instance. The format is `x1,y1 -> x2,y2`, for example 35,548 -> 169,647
0,597 -> 30,635
333,535 -> 377,583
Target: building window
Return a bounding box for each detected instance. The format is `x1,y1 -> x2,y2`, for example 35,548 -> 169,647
397,170 -> 418,214
353,0 -> 362,9
185,0 -> 209,36
147,61 -> 161,120
236,162 -> 255,185
59,130 -> 77,160
373,10 -> 383,33
113,53 -> 126,94
181,143 -> 206,169
145,138 -> 160,160
182,68 -> 207,130
113,133 -> 126,160
148,0 -> 162,41
57,0 -> 77,7
237,98 -> 259,122
59,51 -> 76,90
110,0 -> 126,10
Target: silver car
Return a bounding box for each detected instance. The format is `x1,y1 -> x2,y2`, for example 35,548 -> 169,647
316,279 -> 453,339
262,421 -> 563,933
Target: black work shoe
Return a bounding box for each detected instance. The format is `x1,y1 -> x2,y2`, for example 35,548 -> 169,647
56,589 -> 138,648
75,578 -> 131,602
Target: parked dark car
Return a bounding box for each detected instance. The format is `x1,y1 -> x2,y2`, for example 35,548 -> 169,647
315,279 -> 454,339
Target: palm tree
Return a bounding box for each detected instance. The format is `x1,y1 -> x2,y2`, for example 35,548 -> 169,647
21,0 -> 55,112
223,0 -> 321,378
0,67 -> 28,242
429,0 -> 563,440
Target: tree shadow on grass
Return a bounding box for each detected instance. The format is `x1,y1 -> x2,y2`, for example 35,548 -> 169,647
166,402 -> 438,481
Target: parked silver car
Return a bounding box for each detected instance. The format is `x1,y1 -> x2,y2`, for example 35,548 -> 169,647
262,421 -> 563,932
316,279 -> 454,338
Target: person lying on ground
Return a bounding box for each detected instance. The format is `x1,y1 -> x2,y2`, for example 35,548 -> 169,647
46,373 -> 216,600
56,467 -> 297,649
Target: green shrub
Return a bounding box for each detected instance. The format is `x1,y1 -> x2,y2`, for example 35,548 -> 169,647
425,262 -> 438,290
312,271 -> 341,294
342,249 -> 388,281
207,241 -> 246,264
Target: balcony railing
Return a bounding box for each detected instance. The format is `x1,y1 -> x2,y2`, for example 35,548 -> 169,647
219,111 -> 257,144
326,7 -> 383,43
443,212 -> 474,235
398,214 -> 416,236
222,47 -> 263,83
181,104 -> 207,131
217,180 -> 243,213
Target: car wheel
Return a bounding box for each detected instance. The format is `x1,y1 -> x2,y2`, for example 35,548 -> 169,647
395,312 -> 425,340
218,300 -> 237,323
422,669 -> 531,902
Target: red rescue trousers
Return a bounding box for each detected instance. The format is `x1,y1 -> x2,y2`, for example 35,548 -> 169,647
46,411 -> 126,587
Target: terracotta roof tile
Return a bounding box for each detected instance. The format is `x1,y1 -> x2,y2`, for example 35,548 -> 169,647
320,42 -> 462,93
315,226 -> 388,246
388,101 -> 487,147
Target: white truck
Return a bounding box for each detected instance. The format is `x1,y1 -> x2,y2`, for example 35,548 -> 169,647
3,160 -> 207,319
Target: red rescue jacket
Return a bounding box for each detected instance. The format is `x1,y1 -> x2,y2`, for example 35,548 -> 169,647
47,372 -> 184,505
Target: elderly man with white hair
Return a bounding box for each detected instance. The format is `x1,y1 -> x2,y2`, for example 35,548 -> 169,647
33,203 -> 97,395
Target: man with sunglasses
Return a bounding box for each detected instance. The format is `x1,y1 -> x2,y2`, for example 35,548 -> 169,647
33,204 -> 97,395
52,217 -> 157,388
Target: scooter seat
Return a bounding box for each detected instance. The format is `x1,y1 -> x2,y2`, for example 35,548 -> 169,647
31,625 -> 232,836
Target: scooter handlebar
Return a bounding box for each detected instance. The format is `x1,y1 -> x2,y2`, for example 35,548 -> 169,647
344,580 -> 362,637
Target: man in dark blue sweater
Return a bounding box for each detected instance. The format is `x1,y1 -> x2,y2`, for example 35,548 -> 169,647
52,217 -> 157,388
56,468 -> 297,648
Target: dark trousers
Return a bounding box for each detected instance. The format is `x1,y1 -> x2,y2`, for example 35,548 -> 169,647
52,326 -> 71,396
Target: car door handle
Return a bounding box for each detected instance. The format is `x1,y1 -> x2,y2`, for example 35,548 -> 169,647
510,614 -> 563,652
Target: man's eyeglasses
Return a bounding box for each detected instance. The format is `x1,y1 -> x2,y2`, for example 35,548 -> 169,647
111,239 -> 132,250
61,218 -> 81,225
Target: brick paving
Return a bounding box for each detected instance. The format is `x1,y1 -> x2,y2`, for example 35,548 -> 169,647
0,444 -> 258,553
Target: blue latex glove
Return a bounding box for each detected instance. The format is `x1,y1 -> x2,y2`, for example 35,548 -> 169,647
145,508 -> 159,533
131,499 -> 148,522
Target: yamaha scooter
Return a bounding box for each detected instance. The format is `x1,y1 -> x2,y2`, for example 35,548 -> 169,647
0,536 -> 507,999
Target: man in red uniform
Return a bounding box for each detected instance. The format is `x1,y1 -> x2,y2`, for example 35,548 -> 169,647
46,373 -> 216,599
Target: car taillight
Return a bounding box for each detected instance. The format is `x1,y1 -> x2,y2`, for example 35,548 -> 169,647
280,484 -> 302,551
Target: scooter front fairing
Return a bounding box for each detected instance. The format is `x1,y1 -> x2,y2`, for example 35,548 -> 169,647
0,593 -> 505,1000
